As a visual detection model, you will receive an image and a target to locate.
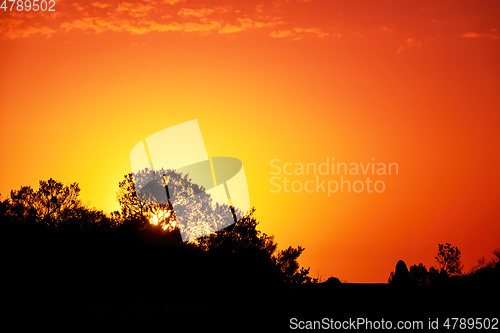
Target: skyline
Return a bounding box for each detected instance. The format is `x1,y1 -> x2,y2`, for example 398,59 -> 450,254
1,0 -> 499,282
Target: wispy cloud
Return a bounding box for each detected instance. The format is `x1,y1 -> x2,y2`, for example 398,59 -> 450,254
177,8 -> 215,18
0,19 -> 55,39
0,0 -> 333,40
270,26 -> 331,40
461,30 -> 499,40
117,2 -> 153,17
270,29 -> 293,38
397,37 -> 422,53
160,0 -> 185,4
91,2 -> 111,9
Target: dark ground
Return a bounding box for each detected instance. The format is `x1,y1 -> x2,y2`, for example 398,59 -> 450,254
2,226 -> 498,331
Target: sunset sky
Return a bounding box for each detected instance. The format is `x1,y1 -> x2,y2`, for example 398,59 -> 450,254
1,0 -> 499,282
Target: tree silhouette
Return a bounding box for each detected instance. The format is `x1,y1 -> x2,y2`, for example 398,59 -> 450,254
117,168 -> 239,240
3,176 -> 499,329
9,178 -> 80,224
388,260 -> 411,286
435,243 -> 463,276
389,244 -> 465,286
467,249 -> 500,283
275,245 -> 314,284
117,169 -> 316,284
409,263 -> 430,287
197,208 -> 316,284
4,178 -> 113,230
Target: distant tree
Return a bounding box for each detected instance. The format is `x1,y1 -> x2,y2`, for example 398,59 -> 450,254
470,256 -> 487,274
467,249 -> 500,282
428,266 -> 441,281
388,260 -> 411,286
435,243 -> 463,276
323,276 -> 341,287
409,263 -> 429,286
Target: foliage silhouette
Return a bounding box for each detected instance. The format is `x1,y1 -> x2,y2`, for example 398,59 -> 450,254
196,208 -> 316,285
2,177 -> 499,328
466,249 -> 500,282
2,174 -> 316,295
408,263 -> 429,286
117,168 -> 240,241
118,168 -> 316,285
388,244 -> 499,289
435,242 -> 463,276
388,260 -> 412,286
4,178 -> 116,230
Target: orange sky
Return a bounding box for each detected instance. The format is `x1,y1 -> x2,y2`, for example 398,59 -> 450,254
1,0 -> 499,282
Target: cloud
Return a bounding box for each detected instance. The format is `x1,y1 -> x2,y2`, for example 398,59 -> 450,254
91,2 -> 111,9
270,26 -> 330,39
0,19 -> 55,39
177,8 -> 215,18
406,37 -> 422,47
0,1 -> 329,40
160,0 -> 185,4
218,24 -> 245,34
294,27 -> 329,38
461,32 -> 481,38
397,37 -> 422,53
117,2 -> 153,17
61,17 -> 124,34
59,16 -> 227,35
72,3 -> 85,11
238,18 -> 254,29
461,31 -> 499,40
270,29 -> 293,38
180,19 -> 222,34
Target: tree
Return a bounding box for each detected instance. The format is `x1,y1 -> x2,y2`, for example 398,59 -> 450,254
9,178 -> 81,226
467,249 -> 500,282
4,173 -> 316,287
117,168 -> 233,238
196,208 -> 315,284
435,243 -> 463,276
118,169 -> 317,285
388,260 -> 411,286
409,263 -> 429,286
4,178 -> 114,230
275,245 -> 315,284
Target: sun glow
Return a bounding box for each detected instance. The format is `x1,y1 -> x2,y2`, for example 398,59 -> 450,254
150,209 -> 177,231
